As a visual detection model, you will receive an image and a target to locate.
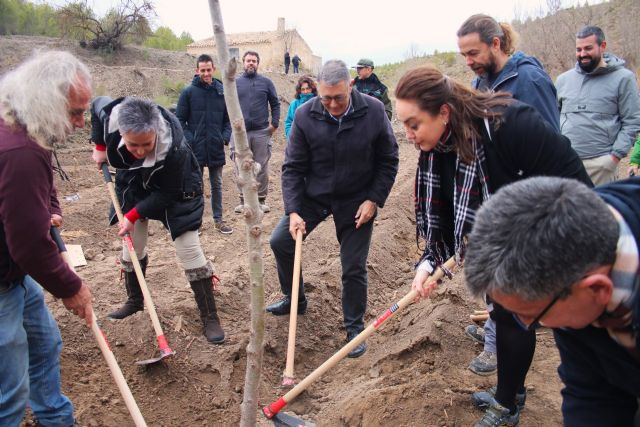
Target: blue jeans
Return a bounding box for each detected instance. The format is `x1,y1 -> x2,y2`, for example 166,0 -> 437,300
0,276 -> 74,427
203,166 -> 224,222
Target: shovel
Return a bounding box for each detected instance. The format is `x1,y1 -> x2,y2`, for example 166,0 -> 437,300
50,227 -> 148,427
262,256 -> 457,425
100,163 -> 175,365
282,228 -> 303,386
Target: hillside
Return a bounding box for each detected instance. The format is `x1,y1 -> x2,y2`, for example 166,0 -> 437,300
0,36 -> 565,427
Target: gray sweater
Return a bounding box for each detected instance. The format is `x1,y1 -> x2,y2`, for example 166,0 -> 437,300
556,54 -> 640,159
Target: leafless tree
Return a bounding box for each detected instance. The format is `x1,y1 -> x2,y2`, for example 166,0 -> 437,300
404,42 -> 421,60
207,1 -> 266,426
58,0 -> 154,51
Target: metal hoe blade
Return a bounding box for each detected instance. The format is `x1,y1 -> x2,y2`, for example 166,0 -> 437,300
272,412 -> 315,427
135,349 -> 175,366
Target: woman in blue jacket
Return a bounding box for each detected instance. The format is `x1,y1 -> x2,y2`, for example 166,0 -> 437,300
284,75 -> 317,142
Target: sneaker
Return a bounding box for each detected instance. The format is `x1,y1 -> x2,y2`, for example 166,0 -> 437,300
472,386 -> 526,411
214,221 -> 233,234
346,330 -> 367,358
260,203 -> 270,213
468,350 -> 497,376
234,204 -> 244,214
474,398 -> 520,427
465,324 -> 486,344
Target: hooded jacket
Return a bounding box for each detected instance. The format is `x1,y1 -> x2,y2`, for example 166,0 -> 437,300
176,76 -> 231,168
472,51 -> 559,130
283,89 -> 398,215
556,54 -> 640,160
353,73 -> 393,120
91,96 -> 203,240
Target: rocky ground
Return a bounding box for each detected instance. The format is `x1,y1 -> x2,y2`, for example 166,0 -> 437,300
0,35 -> 568,427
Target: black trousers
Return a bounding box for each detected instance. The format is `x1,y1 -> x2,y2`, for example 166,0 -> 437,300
490,302 -> 537,410
269,198 -> 373,332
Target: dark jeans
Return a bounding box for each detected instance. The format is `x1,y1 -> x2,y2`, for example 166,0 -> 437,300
553,326 -> 640,426
202,166 -> 223,222
284,63 -> 290,74
293,64 -> 299,73
269,198 -> 373,332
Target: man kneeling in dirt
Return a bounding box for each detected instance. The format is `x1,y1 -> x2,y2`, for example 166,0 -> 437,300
90,96 -> 225,344
0,51 -> 93,426
268,59 -> 399,358
464,176 -> 640,427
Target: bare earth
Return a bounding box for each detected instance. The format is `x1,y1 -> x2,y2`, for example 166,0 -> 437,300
1,36 -> 565,427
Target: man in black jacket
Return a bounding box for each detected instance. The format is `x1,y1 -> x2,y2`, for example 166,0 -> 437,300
352,58 -> 393,120
176,54 -> 233,234
464,176 -> 640,427
268,59 -> 399,358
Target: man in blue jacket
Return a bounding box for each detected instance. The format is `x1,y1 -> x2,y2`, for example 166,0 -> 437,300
268,60 -> 398,358
232,51 -> 281,214
457,14 -> 562,426
458,14 -> 559,130
465,176 -> 640,427
176,54 -> 233,234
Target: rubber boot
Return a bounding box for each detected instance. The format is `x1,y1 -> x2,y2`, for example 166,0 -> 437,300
190,276 -> 225,344
108,255 -> 148,320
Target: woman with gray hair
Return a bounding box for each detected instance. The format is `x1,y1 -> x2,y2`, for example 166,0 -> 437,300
91,96 -> 225,344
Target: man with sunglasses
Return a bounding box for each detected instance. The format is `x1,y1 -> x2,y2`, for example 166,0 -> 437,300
268,59 -> 398,358
465,176 -> 640,427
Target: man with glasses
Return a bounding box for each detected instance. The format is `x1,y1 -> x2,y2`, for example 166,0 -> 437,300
268,59 -> 398,358
352,58 -> 393,120
465,176 -> 640,427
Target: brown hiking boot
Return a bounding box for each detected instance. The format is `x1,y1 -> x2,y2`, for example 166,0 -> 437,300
190,276 -> 225,344
108,256 -> 147,320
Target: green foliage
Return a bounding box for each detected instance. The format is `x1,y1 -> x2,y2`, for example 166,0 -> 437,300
155,77 -> 187,108
143,26 -> 193,51
0,0 -> 60,36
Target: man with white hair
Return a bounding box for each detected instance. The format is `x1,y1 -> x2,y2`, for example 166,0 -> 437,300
268,60 -> 399,358
0,50 -> 93,427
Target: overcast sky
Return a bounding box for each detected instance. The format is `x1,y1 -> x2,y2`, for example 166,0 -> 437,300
83,0 -> 601,66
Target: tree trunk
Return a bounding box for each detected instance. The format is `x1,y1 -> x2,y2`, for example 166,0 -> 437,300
207,1 -> 265,426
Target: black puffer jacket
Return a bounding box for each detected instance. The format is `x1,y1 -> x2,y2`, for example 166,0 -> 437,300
175,76 -> 231,168
91,96 -> 204,240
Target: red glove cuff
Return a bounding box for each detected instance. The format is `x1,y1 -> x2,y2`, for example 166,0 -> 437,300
124,207 -> 141,224
94,144 -> 106,152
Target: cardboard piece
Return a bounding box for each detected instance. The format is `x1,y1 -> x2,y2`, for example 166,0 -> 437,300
66,244 -> 87,267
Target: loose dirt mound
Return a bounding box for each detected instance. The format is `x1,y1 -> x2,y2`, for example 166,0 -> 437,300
2,36 -> 564,427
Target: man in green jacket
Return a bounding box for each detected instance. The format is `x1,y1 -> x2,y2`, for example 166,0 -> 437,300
352,58 -> 393,120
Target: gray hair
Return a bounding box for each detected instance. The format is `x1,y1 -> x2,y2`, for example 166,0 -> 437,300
0,50 -> 91,148
318,59 -> 350,85
117,97 -> 162,135
464,177 -> 618,301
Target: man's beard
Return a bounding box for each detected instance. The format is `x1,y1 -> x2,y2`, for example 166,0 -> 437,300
472,52 -> 497,78
578,54 -> 600,73
244,67 -> 257,76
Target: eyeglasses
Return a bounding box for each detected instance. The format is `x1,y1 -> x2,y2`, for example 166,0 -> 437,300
512,288 -> 571,331
319,94 -> 348,104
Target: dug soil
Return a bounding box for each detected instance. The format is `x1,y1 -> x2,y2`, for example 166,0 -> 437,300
2,36 -> 565,427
